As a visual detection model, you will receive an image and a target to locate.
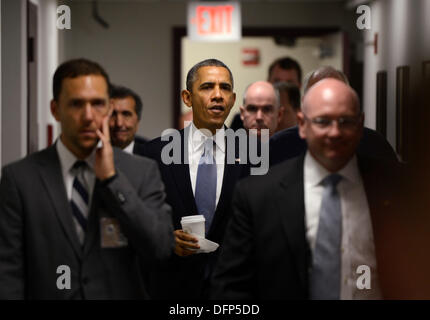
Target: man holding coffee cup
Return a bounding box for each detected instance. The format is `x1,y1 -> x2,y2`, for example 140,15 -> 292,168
142,59 -> 249,299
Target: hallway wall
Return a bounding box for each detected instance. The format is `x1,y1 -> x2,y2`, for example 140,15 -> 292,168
362,0 -> 429,151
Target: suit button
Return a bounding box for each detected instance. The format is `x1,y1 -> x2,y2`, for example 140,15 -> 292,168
117,192 -> 126,204
82,277 -> 89,285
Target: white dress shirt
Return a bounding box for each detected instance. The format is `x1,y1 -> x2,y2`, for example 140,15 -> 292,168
123,140 -> 135,154
56,137 -> 96,205
188,122 -> 225,208
303,151 -> 382,299
56,138 -> 97,243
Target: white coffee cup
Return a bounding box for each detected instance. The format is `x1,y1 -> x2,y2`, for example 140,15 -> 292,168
180,215 -> 205,237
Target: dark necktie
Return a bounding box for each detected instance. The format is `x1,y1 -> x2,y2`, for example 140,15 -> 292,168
310,173 -> 343,300
195,138 -> 217,236
70,160 -> 89,244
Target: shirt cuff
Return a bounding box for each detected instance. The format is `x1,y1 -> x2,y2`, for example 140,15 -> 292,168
100,173 -> 118,186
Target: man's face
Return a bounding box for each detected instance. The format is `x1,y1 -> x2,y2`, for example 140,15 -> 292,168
51,75 -> 110,159
240,82 -> 280,137
182,66 -> 236,134
269,65 -> 301,87
277,90 -> 297,131
109,96 -> 139,149
298,79 -> 363,172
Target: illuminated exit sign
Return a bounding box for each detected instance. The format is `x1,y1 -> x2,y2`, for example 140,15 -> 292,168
187,1 -> 241,41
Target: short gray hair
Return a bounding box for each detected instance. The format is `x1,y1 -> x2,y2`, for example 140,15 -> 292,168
303,66 -> 349,94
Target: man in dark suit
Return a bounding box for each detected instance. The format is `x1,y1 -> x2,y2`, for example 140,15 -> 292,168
109,85 -> 148,155
212,79 -> 404,299
142,59 -> 250,299
239,81 -> 282,138
230,56 -> 302,132
0,59 -> 174,299
269,66 -> 398,166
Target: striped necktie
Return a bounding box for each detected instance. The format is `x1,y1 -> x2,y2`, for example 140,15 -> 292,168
70,160 -> 89,245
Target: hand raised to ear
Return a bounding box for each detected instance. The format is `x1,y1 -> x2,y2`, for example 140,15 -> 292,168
95,107 -> 116,181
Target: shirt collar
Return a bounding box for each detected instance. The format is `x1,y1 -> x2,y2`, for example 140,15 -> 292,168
304,150 -> 360,187
190,121 -> 225,153
123,140 -> 135,154
56,136 -> 96,173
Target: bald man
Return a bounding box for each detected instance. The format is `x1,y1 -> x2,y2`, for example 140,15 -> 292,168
212,79 -> 403,299
240,81 -> 281,138
269,66 -> 398,167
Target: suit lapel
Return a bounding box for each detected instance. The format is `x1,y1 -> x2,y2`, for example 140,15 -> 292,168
170,127 -> 198,215
275,155 -> 309,291
208,136 -> 243,237
83,179 -> 102,256
37,146 -> 83,259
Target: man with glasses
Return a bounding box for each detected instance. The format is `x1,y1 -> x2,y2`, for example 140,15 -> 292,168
269,66 -> 398,167
211,78 -> 403,299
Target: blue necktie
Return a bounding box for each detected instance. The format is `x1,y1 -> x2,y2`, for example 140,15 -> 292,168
195,138 -> 217,236
310,173 -> 342,300
70,160 -> 89,244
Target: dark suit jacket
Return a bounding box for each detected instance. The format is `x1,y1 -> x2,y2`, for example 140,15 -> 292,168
142,127 -> 250,299
211,153 -> 404,299
0,145 -> 174,299
269,126 -> 398,167
133,135 -> 149,156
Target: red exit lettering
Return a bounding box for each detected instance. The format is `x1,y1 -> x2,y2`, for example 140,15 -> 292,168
194,5 -> 234,35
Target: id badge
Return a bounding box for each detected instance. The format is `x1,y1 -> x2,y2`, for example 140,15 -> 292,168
100,217 -> 128,248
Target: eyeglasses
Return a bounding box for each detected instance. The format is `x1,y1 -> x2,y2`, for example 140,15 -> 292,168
303,113 -> 362,130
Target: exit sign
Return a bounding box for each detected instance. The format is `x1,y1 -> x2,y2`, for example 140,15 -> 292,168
187,1 -> 241,42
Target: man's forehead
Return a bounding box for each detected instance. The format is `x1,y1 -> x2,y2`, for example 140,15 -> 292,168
303,79 -> 356,112
112,96 -> 136,109
305,95 -> 357,116
196,66 -> 232,83
246,90 -> 276,105
61,75 -> 108,94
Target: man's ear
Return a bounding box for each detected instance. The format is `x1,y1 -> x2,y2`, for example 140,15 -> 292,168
50,100 -> 60,121
277,106 -> 285,125
181,90 -> 192,108
297,111 -> 306,139
360,112 -> 365,126
239,105 -> 245,121
108,99 -> 114,115
358,112 -> 365,136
